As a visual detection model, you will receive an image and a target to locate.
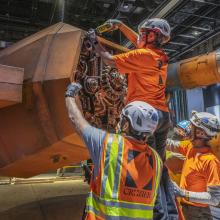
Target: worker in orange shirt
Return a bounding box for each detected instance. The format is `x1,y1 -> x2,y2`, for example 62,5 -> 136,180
87,18 -> 178,219
167,111 -> 220,220
88,18 -> 170,160
166,120 -> 191,180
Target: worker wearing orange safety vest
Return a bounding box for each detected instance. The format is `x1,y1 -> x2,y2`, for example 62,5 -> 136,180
65,82 -> 162,219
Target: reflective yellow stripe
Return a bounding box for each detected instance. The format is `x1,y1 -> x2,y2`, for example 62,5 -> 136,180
100,134 -> 112,197
104,135 -> 119,198
116,136 -> 124,197
150,147 -> 162,203
87,194 -> 153,219
89,192 -> 154,210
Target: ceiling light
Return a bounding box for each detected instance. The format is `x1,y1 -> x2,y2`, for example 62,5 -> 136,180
103,3 -> 110,8
192,30 -> 200,36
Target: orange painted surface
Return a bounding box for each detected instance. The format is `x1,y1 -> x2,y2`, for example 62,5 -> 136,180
179,51 -> 220,88
0,64 -> 24,108
113,48 -> 168,112
0,79 -> 89,177
0,23 -> 89,177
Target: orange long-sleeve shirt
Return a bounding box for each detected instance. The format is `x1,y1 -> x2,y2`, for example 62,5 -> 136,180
113,48 -> 168,112
177,141 -> 220,207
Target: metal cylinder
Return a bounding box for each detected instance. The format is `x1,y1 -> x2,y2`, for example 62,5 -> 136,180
167,50 -> 220,89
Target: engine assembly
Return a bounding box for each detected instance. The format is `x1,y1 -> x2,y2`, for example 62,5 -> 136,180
74,39 -> 127,131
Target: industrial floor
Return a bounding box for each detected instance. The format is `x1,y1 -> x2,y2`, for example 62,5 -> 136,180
0,177 -> 89,220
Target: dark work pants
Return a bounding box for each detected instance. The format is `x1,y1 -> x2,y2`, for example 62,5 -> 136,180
182,203 -> 218,220
147,110 -> 171,161
148,110 -> 179,220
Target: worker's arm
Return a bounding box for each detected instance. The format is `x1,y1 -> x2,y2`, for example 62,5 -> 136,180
106,19 -> 138,47
166,139 -> 182,153
94,43 -> 116,68
172,181 -> 220,206
87,29 -> 116,68
65,83 -> 89,137
65,83 -> 106,178
166,150 -> 186,161
166,139 -> 190,156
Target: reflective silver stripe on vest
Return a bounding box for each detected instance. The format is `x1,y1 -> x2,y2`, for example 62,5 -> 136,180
86,205 -> 104,218
105,215 -> 152,220
87,205 -> 152,220
112,135 -> 123,199
89,192 -> 154,211
101,134 -> 113,198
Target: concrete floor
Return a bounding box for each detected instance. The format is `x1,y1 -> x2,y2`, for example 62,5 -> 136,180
0,178 -> 89,220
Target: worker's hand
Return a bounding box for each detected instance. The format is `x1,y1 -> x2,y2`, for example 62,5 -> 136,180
106,19 -> 122,29
166,151 -> 186,160
65,82 -> 82,98
170,180 -> 185,197
87,29 -> 98,45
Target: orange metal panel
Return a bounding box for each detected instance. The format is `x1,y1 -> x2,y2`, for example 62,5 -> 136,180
0,23 -> 88,177
0,64 -> 24,108
0,22 -> 84,81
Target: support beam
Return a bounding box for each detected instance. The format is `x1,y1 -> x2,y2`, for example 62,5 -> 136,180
153,0 -> 185,18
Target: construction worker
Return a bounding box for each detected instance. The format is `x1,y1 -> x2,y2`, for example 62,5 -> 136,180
166,120 -> 191,177
167,111 -> 220,220
166,120 -> 192,220
65,82 -> 162,219
174,120 -> 191,140
166,120 -> 191,174
88,18 -> 171,160
87,18 -> 178,219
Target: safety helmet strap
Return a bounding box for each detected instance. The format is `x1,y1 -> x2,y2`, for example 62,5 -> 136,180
139,28 -> 163,47
191,125 -> 211,141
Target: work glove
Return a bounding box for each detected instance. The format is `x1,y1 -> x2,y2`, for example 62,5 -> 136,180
65,82 -> 82,98
166,151 -> 186,160
87,29 -> 98,45
106,19 -> 122,29
170,180 -> 185,197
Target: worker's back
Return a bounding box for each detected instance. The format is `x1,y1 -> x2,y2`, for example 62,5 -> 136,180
113,47 -> 168,112
85,133 -> 162,220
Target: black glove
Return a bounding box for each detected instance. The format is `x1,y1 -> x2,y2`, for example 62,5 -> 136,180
65,82 -> 82,98
87,29 -> 98,45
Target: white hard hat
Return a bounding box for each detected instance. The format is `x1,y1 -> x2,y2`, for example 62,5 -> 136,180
190,111 -> 220,137
139,18 -> 171,44
120,101 -> 158,135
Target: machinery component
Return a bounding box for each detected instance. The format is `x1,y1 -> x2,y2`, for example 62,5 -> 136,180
167,50 -> 220,89
75,46 -> 127,130
74,58 -> 88,81
83,76 -> 100,94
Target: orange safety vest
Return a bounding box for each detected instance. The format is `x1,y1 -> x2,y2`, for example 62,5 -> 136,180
85,134 -> 162,220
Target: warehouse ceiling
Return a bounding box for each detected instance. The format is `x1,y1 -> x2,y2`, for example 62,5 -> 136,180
0,0 -> 219,62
